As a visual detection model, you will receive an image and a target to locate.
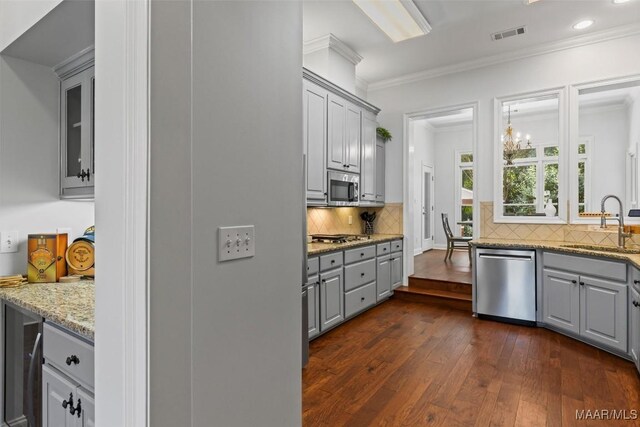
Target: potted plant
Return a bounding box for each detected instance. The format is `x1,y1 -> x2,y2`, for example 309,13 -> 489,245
377,127 -> 392,142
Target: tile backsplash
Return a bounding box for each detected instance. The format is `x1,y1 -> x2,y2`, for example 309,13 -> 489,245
307,203 -> 403,236
480,201 -> 640,246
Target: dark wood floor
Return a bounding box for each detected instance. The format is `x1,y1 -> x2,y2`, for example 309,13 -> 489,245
303,298 -> 640,427
412,249 -> 472,285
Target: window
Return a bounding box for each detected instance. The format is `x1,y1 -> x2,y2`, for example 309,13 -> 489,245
456,152 -> 473,237
495,91 -> 565,222
577,140 -> 590,214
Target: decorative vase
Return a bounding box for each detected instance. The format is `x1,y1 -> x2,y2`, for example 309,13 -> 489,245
544,199 -> 557,217
364,221 -> 374,235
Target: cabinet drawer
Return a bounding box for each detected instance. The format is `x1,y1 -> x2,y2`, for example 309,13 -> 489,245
377,242 -> 391,256
391,240 -> 403,253
307,257 -> 319,276
43,323 -> 94,390
344,258 -> 376,292
544,252 -> 626,282
344,245 -> 376,264
320,252 -> 343,271
345,282 -> 376,318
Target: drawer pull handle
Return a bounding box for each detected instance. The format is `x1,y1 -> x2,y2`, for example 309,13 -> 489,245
66,355 -> 80,366
360,253 -> 364,257
633,300 -> 640,307
361,272 -> 365,277
635,280 -> 640,285
331,260 -> 335,264
361,297 -> 365,302
62,393 -> 73,409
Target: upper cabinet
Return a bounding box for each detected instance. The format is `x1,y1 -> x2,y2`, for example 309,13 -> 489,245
60,64 -> 95,199
304,80 -> 328,204
375,138 -> 385,204
303,68 -> 382,206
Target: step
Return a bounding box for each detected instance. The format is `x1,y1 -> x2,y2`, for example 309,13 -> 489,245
393,286 -> 472,312
407,277 -> 472,295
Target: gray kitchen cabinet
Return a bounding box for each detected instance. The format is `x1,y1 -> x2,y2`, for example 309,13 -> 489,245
42,365 -> 77,427
60,66 -> 95,199
376,255 -> 391,302
542,269 -> 580,335
320,268 -> 344,331
391,253 -> 403,289
327,93 -> 348,171
360,111 -> 377,203
375,138 -> 385,203
580,276 -> 627,352
345,282 -> 376,318
76,386 -> 95,427
344,258 -> 376,292
345,103 -> 361,173
303,80 -> 328,204
630,286 -> 640,372
307,276 -> 320,339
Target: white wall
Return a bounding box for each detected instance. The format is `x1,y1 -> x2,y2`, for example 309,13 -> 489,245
148,1 -> 303,426
369,33 -> 640,206
411,122 -> 434,253
0,55 -> 94,276
433,125 -> 472,247
0,0 -> 62,51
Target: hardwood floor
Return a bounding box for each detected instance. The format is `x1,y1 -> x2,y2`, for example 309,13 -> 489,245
412,249 -> 472,284
303,298 -> 640,427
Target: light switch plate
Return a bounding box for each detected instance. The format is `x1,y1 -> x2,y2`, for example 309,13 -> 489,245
1,231 -> 18,253
219,225 -> 255,261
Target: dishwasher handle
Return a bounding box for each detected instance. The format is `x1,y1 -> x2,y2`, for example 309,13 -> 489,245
478,253 -> 534,261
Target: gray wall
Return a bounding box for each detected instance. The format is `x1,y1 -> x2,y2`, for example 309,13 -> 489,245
149,1 -> 303,426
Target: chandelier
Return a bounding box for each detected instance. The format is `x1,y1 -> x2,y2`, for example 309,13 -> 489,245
502,106 -> 532,165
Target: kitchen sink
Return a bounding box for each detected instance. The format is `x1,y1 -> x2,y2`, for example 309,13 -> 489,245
560,243 -> 640,254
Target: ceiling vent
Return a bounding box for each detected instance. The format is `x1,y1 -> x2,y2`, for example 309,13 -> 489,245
491,26 -> 526,41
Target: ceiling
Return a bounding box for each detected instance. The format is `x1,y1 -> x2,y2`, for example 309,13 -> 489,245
303,0 -> 640,86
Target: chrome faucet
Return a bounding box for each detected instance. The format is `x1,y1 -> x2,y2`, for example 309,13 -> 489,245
600,194 -> 631,248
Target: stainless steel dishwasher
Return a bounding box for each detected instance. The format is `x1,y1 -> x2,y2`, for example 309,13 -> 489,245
476,248 -> 536,325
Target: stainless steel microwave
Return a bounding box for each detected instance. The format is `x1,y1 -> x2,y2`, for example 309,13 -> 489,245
328,171 -> 359,206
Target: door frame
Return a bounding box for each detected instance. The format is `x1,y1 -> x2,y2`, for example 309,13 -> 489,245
403,102 -> 479,278
421,163 -> 435,251
95,1 -> 149,426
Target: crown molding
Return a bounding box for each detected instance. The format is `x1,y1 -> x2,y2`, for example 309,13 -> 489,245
303,67 -> 381,114
367,22 -> 640,92
303,33 -> 363,66
54,45 -> 95,79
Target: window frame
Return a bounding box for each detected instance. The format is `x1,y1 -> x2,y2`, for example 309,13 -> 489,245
455,150 -> 473,237
493,88 -> 568,223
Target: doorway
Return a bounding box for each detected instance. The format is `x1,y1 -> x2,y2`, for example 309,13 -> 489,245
404,103 -> 477,278
421,164 -> 434,251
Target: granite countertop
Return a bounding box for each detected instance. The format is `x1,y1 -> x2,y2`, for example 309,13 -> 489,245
471,238 -> 640,269
308,234 -> 403,255
0,281 -> 95,340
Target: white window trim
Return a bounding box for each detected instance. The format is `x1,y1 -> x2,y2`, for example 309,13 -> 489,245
454,150 -> 473,235
493,87 -> 568,223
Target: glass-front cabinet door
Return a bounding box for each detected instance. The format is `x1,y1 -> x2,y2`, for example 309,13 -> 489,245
60,66 -> 94,199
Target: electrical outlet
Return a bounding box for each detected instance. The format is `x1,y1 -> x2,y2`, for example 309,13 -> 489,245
218,225 -> 255,261
1,231 -> 19,253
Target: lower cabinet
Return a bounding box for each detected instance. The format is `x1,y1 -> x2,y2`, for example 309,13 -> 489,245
376,255 -> 391,302
320,268 -> 344,331
307,277 -> 320,339
391,253 -> 403,289
630,286 -> 640,372
345,282 -> 376,318
543,267 -> 627,352
43,365 -> 94,427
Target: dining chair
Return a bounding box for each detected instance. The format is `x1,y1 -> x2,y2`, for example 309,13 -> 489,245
441,213 -> 472,262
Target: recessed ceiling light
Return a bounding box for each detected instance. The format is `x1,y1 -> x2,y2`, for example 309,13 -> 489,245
352,0 -> 431,43
613,0 -> 630,4
572,19 -> 594,30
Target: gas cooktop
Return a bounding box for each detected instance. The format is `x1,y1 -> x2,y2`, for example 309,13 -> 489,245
310,234 -> 371,244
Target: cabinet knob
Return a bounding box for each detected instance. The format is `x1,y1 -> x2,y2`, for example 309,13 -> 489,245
70,399 -> 82,418
571,280 -> 577,284
360,297 -> 365,302
579,281 -> 585,286
62,393 -> 73,409
361,272 -> 365,277
362,194 -> 366,198
66,355 -> 80,366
